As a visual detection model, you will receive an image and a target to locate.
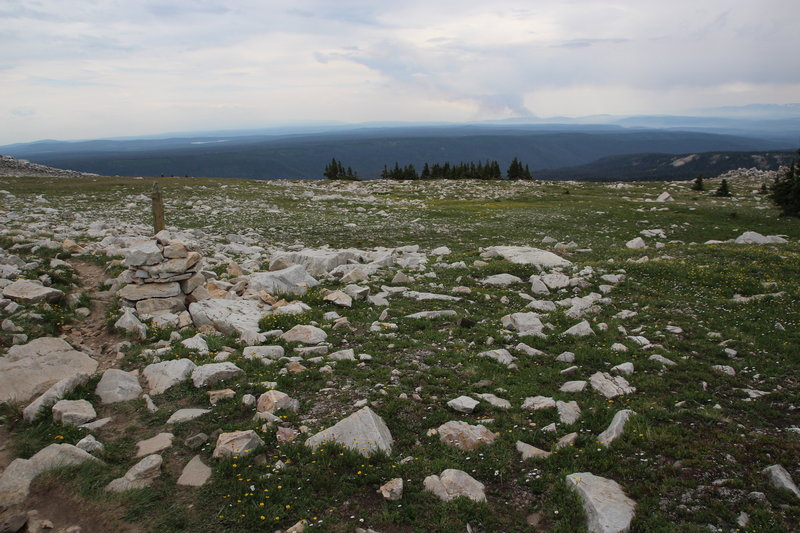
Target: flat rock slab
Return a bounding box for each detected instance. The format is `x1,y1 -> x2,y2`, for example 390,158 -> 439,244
167,408 -> 211,424
482,273 -> 523,286
475,393 -> 511,410
501,313 -> 545,336
437,421 -> 498,450
249,264 -> 319,295
189,299 -> 270,336
191,362 -> 243,387
213,430 -> 265,458
136,432 -> 174,457
477,349 -> 516,365
143,358 -> 197,395
448,395 -> 479,413
522,396 -> 556,410
557,400 -> 582,425
118,282 -> 181,301
106,454 -> 162,492
566,472 -> 636,533
305,407 -> 393,457
424,469 -> 486,502
590,372 -> 636,399
517,440 -> 552,460
177,455 -> 212,487
2,279 -> 64,303
1,337 -> 98,404
0,444 -> 100,505
482,246 -> 573,269
95,369 -> 142,404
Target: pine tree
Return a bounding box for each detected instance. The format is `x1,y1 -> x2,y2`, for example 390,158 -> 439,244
507,157 -> 522,180
691,175 -> 704,191
714,179 -> 732,197
770,151 -> 800,216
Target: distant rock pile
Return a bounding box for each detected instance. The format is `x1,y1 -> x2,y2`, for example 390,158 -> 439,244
0,155 -> 97,178
715,167 -> 780,182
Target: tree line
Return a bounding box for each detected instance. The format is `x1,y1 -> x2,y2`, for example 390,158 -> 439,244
323,157 -> 532,181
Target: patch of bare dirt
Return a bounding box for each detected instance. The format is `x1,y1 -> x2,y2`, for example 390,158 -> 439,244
63,258 -> 124,372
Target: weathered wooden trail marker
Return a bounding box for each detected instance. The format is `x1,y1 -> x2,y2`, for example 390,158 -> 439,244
151,182 -> 165,233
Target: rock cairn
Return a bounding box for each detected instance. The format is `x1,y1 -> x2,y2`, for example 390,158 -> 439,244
116,232 -> 204,326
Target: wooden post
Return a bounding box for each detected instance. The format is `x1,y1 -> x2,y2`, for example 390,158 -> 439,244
151,182 -> 165,234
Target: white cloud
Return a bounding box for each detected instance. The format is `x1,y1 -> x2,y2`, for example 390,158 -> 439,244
1,0 -> 798,144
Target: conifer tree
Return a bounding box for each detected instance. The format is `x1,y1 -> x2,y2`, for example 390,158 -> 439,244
770,151 -> 800,216
714,179 -> 732,197
691,175 -> 705,191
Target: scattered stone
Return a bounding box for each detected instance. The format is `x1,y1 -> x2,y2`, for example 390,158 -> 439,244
735,231 -> 787,245
560,381 -> 587,393
563,320 -> 594,337
184,433 -> 209,449
323,290 -> 353,308
522,396 -> 556,410
2,279 -> 64,304
598,410 -> 636,447
281,325 -> 327,345
23,373 -> 91,422
482,246 -> 572,269
177,455 -> 212,487
208,388 -> 235,405
424,469 -> 486,502
213,430 -> 265,458
105,454 -> 162,492
556,351 -> 576,363
52,399 -> 96,426
474,393 -> 511,410
448,395 -> 479,413
626,237 -> 647,249
95,369 -> 142,404
405,310 -> 458,319
611,362 -> 634,376
329,348 -> 356,361
557,400 -> 582,424
166,408 -> 211,424
762,464 -> 800,499
181,334 -> 209,354
257,390 -> 300,413
135,432 -> 174,457
649,354 -> 676,367
712,365 -> 736,377
379,478 -> 404,501
476,348 -> 516,365
76,435 -> 104,454
483,273 -> 523,286
590,372 -> 636,398
143,359 -> 197,395
437,420 -> 498,450
305,407 -> 393,457
114,308 -> 147,339
565,472 -> 636,533
557,432 -> 578,449
192,362 -> 243,387
516,441 -> 552,460
501,312 -> 546,336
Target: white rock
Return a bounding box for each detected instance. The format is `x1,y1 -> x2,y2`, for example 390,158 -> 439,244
474,393 -> 511,410
0,338 -> 98,404
516,440 -> 552,460
189,299 -> 269,336
482,246 -> 572,269
135,432 -> 174,457
213,430 -> 265,458
560,381 -> 587,393
2,279 -> 64,304
610,362 -> 634,376
590,372 -> 636,398
281,324 -> 327,345
566,472 -> 636,533
477,348 -> 516,365
142,359 -> 197,395
379,477 -> 404,501
329,348 -> 356,361
257,390 -> 300,413
249,264 -> 319,295
735,231 -> 787,245
598,410 -> 636,447
502,312 -> 546,337
95,369 -> 142,404
76,435 -> 104,454
424,469 -> 486,502
105,454 -> 162,492
625,237 -> 647,249
762,464 -> 800,499
243,345 -> 285,361
563,320 -> 594,337
166,408 -> 211,424
52,399 -> 96,426
482,273 -> 523,286
123,240 -> 163,267
712,365 -> 736,377
522,396 -> 556,410
114,308 -> 147,339
649,354 -> 676,367
181,334 -> 209,354
557,400 -> 582,424
448,395 -> 479,413
23,373 -> 91,422
655,192 -> 673,202
305,407 -> 393,457
177,455 -> 212,487
192,362 -> 243,387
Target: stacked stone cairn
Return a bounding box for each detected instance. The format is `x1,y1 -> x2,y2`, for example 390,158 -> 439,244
114,232 -> 205,336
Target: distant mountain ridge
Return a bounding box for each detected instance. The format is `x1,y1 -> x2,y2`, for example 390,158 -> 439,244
540,150 -> 796,181
1,124 -> 794,180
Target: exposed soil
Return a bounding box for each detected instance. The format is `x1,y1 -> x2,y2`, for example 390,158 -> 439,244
63,258 -> 124,372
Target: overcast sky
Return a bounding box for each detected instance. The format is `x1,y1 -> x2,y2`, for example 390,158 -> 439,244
2,0 -> 799,144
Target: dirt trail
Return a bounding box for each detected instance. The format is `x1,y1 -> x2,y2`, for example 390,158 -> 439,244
63,258 -> 124,372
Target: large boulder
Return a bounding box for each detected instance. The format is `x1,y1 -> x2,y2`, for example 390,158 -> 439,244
269,249 -> 363,276
482,246 -> 572,270
248,264 -> 319,296
566,472 -> 636,533
2,279 -> 64,304
0,444 -> 100,505
281,325 -> 327,345
191,362 -> 243,388
0,338 -> 98,404
189,299 -> 270,336
501,312 -> 546,336
305,407 -> 393,457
